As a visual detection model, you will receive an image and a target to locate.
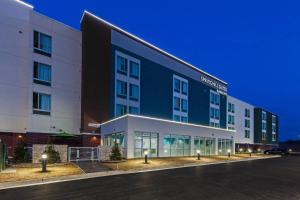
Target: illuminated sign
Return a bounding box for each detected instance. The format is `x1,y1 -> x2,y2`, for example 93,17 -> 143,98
200,75 -> 227,95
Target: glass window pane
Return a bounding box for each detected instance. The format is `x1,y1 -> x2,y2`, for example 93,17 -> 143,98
130,84 -> 139,101
130,61 -> 139,78
174,78 -> 180,92
182,81 -> 188,95
117,55 -> 127,74
174,97 -> 180,111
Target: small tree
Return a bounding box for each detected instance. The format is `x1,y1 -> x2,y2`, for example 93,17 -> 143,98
44,144 -> 61,164
110,142 -> 122,161
13,141 -> 28,163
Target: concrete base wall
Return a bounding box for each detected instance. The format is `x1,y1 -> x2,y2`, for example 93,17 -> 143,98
32,144 -> 68,163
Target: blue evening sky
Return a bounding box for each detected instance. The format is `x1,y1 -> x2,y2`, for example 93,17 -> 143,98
23,0 -> 300,141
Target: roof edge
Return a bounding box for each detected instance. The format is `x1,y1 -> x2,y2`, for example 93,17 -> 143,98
81,10 -> 228,85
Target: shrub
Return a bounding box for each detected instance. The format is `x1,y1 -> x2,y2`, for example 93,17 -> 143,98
43,145 -> 61,164
110,142 -> 122,161
13,141 -> 29,163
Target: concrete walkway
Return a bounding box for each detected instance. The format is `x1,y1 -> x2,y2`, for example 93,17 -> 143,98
0,156 -> 280,190
75,161 -> 111,173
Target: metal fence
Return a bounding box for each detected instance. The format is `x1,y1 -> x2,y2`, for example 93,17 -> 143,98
0,140 -> 7,172
68,147 -> 100,162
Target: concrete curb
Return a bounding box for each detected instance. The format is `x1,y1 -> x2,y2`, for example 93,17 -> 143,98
0,156 -> 280,190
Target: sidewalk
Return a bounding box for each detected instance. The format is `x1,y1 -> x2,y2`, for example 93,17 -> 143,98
0,155 -> 280,190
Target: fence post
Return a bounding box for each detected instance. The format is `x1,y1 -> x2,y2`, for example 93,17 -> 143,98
76,148 -> 80,163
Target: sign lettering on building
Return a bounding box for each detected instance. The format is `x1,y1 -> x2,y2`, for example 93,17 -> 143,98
200,75 -> 228,95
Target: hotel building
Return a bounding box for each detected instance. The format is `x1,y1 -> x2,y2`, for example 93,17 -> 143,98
0,0 -> 279,157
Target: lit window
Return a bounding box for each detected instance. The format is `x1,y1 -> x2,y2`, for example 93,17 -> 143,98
130,61 -> 139,79
116,55 -> 128,75
129,84 -> 139,101
215,109 -> 220,120
173,115 -> 181,122
116,104 -> 127,117
174,97 -> 180,111
34,31 -> 52,57
116,80 -> 127,98
174,78 -> 180,92
33,92 -> 51,115
129,106 -> 139,114
33,62 -> 51,86
181,99 -> 188,112
181,81 -> 188,95
181,116 -> 188,123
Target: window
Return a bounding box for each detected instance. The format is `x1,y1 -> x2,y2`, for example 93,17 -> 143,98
116,80 -> 127,98
210,107 -> 215,118
34,31 -> 52,57
272,124 -> 276,133
174,97 -> 180,111
262,111 -> 267,121
262,121 -> 267,131
163,134 -> 190,157
33,62 -> 51,86
130,61 -> 139,79
103,133 -> 125,147
228,115 -> 235,125
129,84 -> 139,101
174,78 -> 180,92
181,116 -> 188,123
262,132 -> 267,140
194,137 -> 216,156
245,109 -> 250,118
129,106 -> 139,114
116,104 -> 127,117
215,109 -> 220,120
228,103 -> 235,113
215,94 -> 220,105
272,115 -> 276,123
173,115 -> 181,122
33,92 -> 51,115
210,92 -> 215,104
272,134 -> 276,142
181,99 -> 188,112
134,132 -> 158,158
116,55 -> 128,75
182,81 -> 188,95
245,130 -> 250,138
245,119 -> 250,128
218,139 -> 233,155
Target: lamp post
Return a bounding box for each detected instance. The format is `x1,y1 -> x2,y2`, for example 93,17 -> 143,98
144,151 -> 148,164
196,150 -> 201,160
248,149 -> 252,157
41,154 -> 47,172
227,149 -> 231,158
239,148 -> 243,153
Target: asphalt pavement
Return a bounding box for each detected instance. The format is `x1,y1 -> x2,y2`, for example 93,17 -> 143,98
0,156 -> 299,200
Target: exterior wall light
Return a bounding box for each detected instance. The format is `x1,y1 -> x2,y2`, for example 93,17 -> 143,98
196,150 -> 201,160
239,148 -> 243,153
144,151 -> 148,164
289,149 -> 292,153
257,148 -> 261,152
227,149 -> 231,158
41,154 -> 47,172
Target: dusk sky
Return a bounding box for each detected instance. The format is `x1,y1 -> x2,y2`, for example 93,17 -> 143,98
23,0 -> 300,141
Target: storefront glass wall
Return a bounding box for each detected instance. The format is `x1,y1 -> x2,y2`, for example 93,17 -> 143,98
163,134 -> 190,157
194,137 -> 216,156
134,131 -> 158,158
218,139 -> 233,155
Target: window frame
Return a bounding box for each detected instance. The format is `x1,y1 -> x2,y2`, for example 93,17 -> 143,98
33,92 -> 51,115
33,61 -> 52,86
33,30 -> 52,57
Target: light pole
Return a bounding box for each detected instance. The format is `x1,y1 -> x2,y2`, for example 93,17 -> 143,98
196,150 -> 201,160
239,148 -> 243,153
248,149 -> 252,157
227,149 -> 231,158
144,151 -> 148,164
41,154 -> 47,172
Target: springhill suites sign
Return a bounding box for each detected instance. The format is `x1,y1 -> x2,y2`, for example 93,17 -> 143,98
200,75 -> 228,95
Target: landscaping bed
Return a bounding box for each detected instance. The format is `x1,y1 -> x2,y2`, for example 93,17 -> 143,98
102,154 -> 271,171
0,163 -> 83,183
